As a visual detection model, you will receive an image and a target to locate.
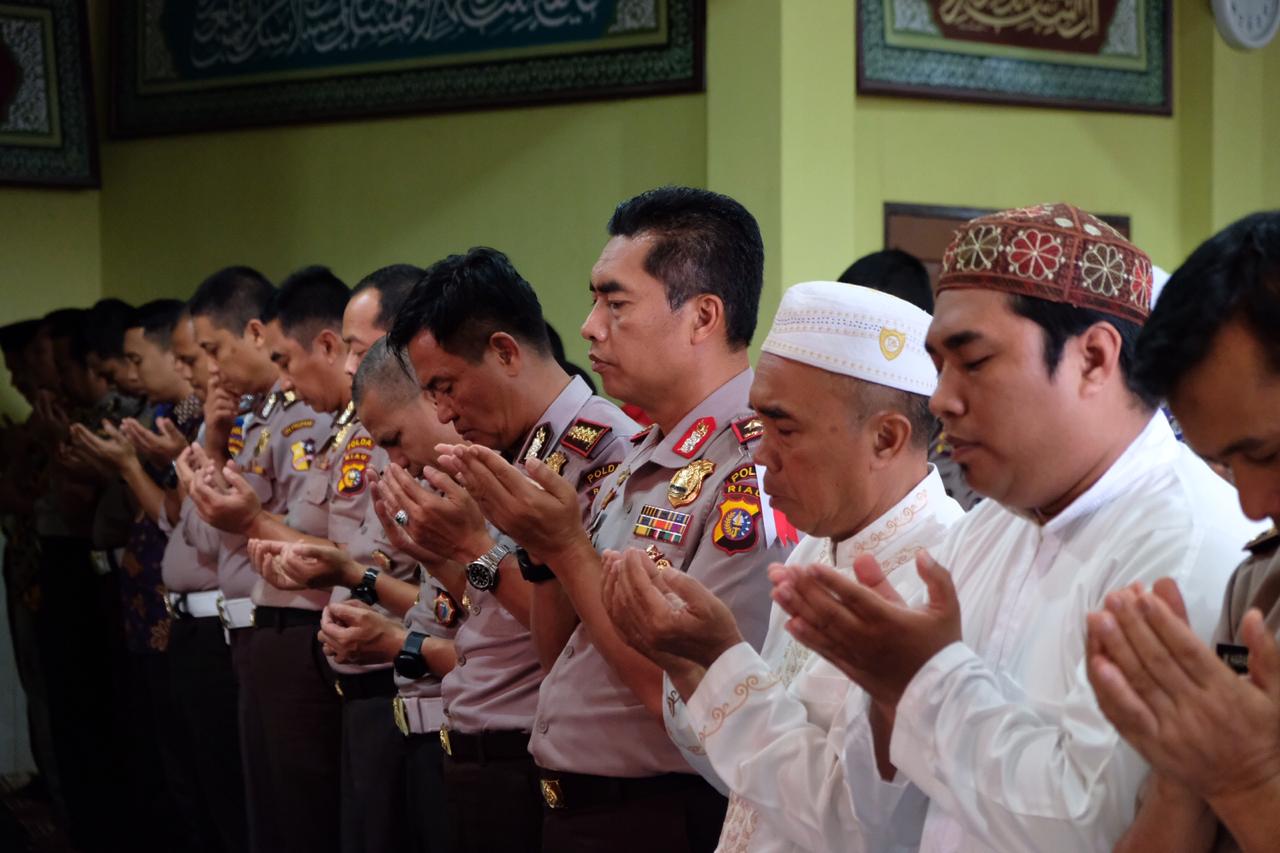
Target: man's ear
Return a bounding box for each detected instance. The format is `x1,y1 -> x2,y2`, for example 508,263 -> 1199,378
244,319 -> 265,347
688,293 -> 727,347
315,328 -> 345,363
489,332 -> 522,375
1075,321 -> 1123,399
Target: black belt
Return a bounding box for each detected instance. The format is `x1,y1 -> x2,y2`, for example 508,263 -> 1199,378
538,770 -> 707,811
441,729 -> 530,763
334,667 -> 396,701
252,606 -> 322,629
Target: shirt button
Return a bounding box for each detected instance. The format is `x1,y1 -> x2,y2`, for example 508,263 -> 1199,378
471,603 -> 482,615
564,645 -> 574,659
456,654 -> 467,667
537,720 -> 549,734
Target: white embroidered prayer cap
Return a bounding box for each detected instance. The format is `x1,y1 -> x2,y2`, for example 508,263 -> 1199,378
760,280 -> 937,396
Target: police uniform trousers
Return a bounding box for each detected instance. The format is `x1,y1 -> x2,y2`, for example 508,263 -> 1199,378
405,732 -> 451,853
335,667 -> 412,853
539,771 -> 727,853
35,536 -> 123,851
442,730 -> 543,853
168,613 -> 249,853
243,607 -> 341,853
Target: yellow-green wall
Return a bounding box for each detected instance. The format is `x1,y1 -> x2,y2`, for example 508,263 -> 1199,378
5,1 -> 1280,421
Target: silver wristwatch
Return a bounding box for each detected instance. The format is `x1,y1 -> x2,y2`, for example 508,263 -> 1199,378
465,543 -> 512,592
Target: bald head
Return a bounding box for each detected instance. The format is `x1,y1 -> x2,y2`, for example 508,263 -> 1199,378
353,337 -> 418,408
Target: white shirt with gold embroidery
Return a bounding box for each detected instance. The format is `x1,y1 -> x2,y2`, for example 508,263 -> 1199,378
681,465 -> 963,853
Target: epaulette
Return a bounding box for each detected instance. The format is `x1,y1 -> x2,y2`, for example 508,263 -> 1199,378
630,424 -> 655,444
521,423 -> 552,462
731,415 -> 764,445
281,389 -> 300,409
560,418 -> 612,458
1246,526 -> 1280,556
256,391 -> 280,420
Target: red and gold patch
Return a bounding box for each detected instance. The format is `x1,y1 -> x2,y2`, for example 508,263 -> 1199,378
731,416 -> 764,445
433,590 -> 460,628
337,435 -> 374,496
560,418 -> 611,458
673,417 -> 715,459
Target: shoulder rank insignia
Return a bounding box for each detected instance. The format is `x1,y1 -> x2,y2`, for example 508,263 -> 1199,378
561,418 -> 611,458
281,389 -> 300,408
674,417 -> 715,459
523,423 -> 551,462
668,459 -> 716,508
544,450 -> 568,476
282,418 -> 314,437
338,435 -> 374,495
630,424 -> 655,444
335,401 -> 356,428
257,392 -> 279,421
254,426 -> 271,458
731,416 -> 765,445
434,589 -> 461,628
290,438 -> 315,471
633,504 -> 691,546
1246,526 -> 1280,555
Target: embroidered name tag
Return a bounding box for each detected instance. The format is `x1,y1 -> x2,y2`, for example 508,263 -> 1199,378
1217,642 -> 1249,674
633,504 -> 691,546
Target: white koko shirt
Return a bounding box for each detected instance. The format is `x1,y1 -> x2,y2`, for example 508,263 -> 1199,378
681,465 -> 964,852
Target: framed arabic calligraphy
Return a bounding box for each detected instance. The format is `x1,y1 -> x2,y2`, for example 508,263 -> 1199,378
110,0 -> 704,137
0,0 -> 98,187
858,0 -> 1171,114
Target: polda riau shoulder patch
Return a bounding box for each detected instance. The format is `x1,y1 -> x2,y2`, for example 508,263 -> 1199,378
337,435 -> 374,496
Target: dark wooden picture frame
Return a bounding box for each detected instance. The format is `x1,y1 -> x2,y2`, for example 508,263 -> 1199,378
858,1 -> 1172,115
0,0 -> 99,188
110,0 -> 706,138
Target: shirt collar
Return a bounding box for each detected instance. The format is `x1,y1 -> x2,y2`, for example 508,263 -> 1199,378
1036,412 -> 1178,535
515,376 -> 593,461
641,369 -> 755,468
832,464 -> 952,568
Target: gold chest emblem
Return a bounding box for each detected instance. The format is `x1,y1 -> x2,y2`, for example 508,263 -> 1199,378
667,459 -> 716,508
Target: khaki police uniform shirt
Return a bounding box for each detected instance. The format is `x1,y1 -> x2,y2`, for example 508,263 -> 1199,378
397,573 -> 465,732
530,369 -> 793,778
323,414 -> 430,676
215,387 -> 328,602
1207,526 -> 1280,853
442,376 -> 637,734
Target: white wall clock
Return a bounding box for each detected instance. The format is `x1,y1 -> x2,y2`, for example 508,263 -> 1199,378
1213,0 -> 1280,49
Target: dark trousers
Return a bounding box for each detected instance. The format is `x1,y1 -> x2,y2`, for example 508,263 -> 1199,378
35,536 -> 123,852
241,614 -> 341,853
168,615 -> 248,853
443,751 -> 543,853
540,773 -> 728,853
405,733 -> 451,853
337,670 -> 409,853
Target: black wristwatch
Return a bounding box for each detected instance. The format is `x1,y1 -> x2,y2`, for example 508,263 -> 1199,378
350,567 -> 380,605
394,630 -> 429,679
516,547 -> 555,584
465,543 -> 511,592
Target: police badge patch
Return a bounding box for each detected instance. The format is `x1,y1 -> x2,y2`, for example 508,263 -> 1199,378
338,435 -> 374,496
433,590 -> 460,628
290,438 -> 315,471
712,465 -> 762,554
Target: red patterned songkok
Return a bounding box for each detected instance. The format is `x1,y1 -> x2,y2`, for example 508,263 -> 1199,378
936,203 -> 1154,325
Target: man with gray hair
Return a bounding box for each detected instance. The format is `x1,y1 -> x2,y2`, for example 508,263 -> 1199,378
602,281 -> 966,852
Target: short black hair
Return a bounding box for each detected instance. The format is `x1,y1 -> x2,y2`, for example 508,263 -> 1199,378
264,265 -> 349,344
607,186 -> 764,350
352,336 -> 418,408
0,319 -> 41,356
1135,211 -> 1280,400
353,264 -> 423,332
387,247 -> 550,363
1008,294 -> 1157,410
44,308 -> 91,366
188,266 -> 275,334
85,298 -> 136,359
544,321 -> 598,394
129,299 -> 186,350
839,250 -> 933,313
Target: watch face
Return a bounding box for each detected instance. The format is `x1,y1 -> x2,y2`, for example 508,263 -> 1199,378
466,560 -> 497,591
